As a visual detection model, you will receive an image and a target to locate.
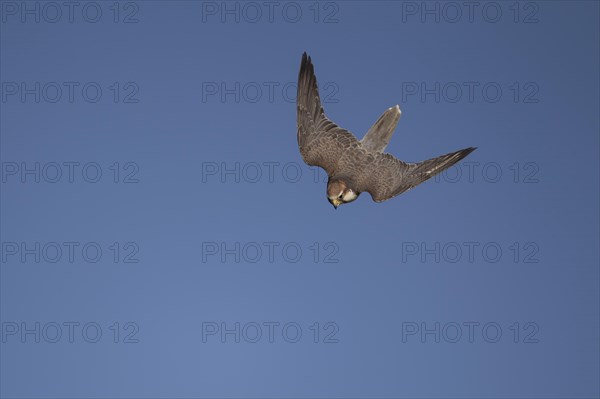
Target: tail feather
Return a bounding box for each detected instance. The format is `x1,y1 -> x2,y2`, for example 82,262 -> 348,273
361,105 -> 402,153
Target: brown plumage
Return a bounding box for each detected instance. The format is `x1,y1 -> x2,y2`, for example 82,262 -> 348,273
297,52 -> 476,208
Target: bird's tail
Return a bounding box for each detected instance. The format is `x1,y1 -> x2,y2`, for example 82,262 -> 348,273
361,105 -> 402,153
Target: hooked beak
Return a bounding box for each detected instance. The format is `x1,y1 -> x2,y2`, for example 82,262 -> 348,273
328,198 -> 342,209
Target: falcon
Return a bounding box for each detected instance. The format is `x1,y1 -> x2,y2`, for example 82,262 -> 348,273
296,52 -> 476,209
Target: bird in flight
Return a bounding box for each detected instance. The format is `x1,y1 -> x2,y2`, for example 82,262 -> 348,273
296,52 -> 476,209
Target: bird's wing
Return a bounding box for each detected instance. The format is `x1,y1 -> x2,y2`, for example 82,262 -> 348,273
360,105 -> 401,153
360,147 -> 477,202
297,52 -> 360,176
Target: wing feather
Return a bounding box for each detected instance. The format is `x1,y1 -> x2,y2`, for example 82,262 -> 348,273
362,147 -> 477,202
297,52 -> 360,176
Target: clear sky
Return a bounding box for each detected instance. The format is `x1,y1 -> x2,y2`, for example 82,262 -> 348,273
1,1 -> 599,397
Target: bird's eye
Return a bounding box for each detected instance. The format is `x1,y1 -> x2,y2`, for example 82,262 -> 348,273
338,194 -> 343,200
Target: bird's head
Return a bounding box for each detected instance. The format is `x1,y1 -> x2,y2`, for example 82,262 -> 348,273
327,178 -> 358,209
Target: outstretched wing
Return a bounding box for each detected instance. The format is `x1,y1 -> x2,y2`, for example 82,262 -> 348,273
297,52 -> 360,176
361,105 -> 401,153
361,147 -> 477,202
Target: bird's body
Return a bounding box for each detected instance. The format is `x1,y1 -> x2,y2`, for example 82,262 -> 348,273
296,52 -> 476,209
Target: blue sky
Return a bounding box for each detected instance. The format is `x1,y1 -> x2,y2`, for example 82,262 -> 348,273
1,1 -> 599,397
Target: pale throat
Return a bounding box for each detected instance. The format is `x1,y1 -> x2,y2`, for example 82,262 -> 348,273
342,190 -> 358,202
